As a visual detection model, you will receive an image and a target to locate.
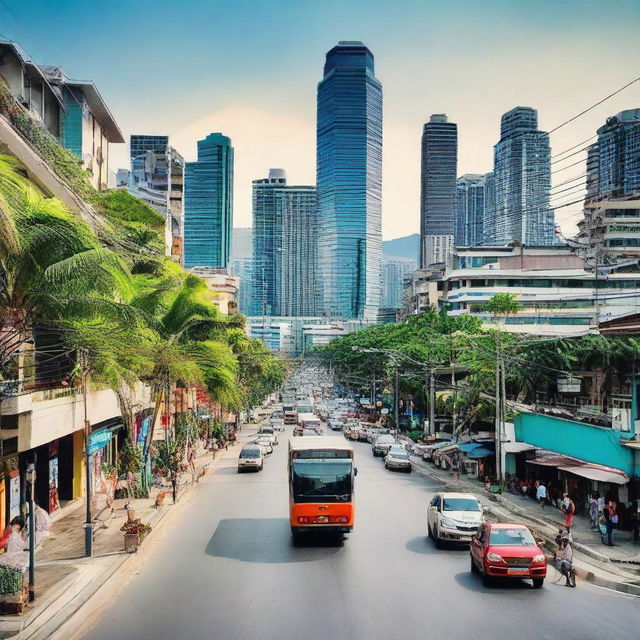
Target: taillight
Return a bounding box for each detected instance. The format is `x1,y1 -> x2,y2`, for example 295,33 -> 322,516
298,516 -> 309,524
333,516 -> 348,523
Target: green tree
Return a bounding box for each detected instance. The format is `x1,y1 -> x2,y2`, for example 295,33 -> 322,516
483,293 -> 523,315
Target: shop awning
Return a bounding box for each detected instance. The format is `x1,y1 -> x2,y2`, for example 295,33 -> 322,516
557,465 -> 628,485
503,442 -> 537,454
435,443 -> 459,456
466,447 -> 494,459
458,442 -> 482,453
526,448 -> 629,484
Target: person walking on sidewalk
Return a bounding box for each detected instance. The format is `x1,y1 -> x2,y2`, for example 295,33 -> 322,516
561,492 -> 575,532
536,481 -> 547,509
605,500 -> 618,546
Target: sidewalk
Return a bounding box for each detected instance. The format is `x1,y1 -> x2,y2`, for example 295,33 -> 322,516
0,429 -> 256,640
410,455 -> 640,596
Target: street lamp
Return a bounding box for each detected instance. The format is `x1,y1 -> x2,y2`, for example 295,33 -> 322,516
25,462 -> 36,602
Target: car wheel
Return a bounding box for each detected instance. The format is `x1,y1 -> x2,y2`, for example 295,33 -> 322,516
532,578 -> 544,589
470,554 -> 478,573
434,529 -> 442,549
406,467 -> 412,474
482,569 -> 493,587
427,522 -> 433,539
384,463 -> 389,470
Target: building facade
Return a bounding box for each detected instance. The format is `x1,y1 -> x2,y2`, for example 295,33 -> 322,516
251,169 -> 317,317
420,114 -> 458,267
489,107 -> 555,246
183,133 -> 234,269
228,257 -> 254,315
455,174 -> 486,247
128,135 -> 184,259
316,41 -> 383,320
381,258 -> 416,309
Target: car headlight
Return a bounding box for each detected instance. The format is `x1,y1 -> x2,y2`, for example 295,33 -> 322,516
441,518 -> 458,529
532,554 -> 545,563
486,552 -> 503,563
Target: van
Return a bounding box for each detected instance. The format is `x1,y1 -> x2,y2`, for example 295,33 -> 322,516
238,445 -> 264,472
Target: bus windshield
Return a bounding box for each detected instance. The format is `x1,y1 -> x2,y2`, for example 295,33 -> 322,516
292,459 -> 352,503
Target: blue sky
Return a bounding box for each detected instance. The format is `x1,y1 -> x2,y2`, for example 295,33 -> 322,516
1,0 -> 639,238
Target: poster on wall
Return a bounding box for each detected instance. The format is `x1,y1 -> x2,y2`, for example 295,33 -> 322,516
49,457 -> 60,513
8,473 -> 20,521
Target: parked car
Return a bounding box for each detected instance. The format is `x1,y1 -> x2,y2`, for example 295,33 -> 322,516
372,434 -> 396,457
427,492 -> 484,547
470,522 -> 547,588
270,418 -> 285,431
384,446 -> 412,472
253,436 -> 274,454
238,445 -> 264,472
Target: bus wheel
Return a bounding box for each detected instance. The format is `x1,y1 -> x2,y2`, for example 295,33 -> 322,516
291,528 -> 302,545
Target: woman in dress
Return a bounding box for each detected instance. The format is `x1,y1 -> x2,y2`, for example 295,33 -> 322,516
0,518 -> 28,569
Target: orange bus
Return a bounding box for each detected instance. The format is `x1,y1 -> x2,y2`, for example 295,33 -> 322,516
288,437 -> 356,540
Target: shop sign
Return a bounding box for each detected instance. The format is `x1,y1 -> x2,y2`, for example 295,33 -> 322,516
89,429 -> 113,454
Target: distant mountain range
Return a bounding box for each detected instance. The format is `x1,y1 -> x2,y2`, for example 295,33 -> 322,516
383,233 -> 419,261
231,228 -> 419,263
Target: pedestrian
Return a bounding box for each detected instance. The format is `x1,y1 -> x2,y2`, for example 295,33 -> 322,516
605,500 -> 618,546
555,538 -> 576,587
536,481 -> 547,509
561,492 -> 575,532
589,492 -> 599,529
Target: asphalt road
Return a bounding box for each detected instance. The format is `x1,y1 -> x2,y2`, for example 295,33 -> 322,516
81,427 -> 640,640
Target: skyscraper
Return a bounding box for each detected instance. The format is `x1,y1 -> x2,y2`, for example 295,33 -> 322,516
593,109 -> 640,200
183,133 -> 234,269
483,172 -> 496,244
251,169 -> 317,317
381,258 -> 416,309
316,41 -> 383,319
455,174 -> 486,246
419,114 -> 458,268
490,106 -> 555,245
128,135 -> 184,259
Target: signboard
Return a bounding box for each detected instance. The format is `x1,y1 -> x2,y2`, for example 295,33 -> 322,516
89,429 -> 113,454
381,408 -> 389,415
9,473 -> 20,521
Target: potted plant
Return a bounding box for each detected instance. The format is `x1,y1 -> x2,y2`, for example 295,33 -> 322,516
155,491 -> 166,508
121,519 -> 152,553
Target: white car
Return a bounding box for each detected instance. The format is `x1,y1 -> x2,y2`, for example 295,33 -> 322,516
258,427 -> 279,445
384,446 -> 412,472
238,445 -> 264,472
270,418 -> 285,431
253,436 -> 274,454
427,492 -> 484,548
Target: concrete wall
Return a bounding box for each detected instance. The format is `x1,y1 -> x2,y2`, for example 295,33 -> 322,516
514,412 -> 635,475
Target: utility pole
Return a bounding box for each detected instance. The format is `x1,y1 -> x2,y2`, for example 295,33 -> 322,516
429,369 -> 435,436
82,350 -> 93,557
394,367 -> 399,432
26,462 -> 36,601
494,342 -> 502,485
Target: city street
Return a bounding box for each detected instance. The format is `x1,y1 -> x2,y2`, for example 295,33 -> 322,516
80,429 -> 640,640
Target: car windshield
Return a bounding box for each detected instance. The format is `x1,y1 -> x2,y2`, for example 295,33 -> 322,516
240,449 -> 260,459
489,528 -> 536,546
292,459 -> 352,503
389,450 -> 408,459
443,498 -> 481,512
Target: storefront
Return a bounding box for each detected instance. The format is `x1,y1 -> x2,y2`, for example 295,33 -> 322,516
2,437 -> 20,530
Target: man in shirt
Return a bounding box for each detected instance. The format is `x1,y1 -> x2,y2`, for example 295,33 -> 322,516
536,481 -> 547,509
555,538 -> 575,587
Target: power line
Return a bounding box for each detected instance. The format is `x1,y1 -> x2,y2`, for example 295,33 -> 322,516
548,75 -> 640,134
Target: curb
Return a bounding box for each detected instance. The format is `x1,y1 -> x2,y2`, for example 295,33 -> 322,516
410,458 -> 640,597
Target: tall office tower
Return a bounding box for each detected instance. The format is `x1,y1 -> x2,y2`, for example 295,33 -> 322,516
419,114 -> 458,268
455,174 -> 486,246
183,133 -> 234,269
483,172 -> 496,244
585,143 -> 601,201
251,169 -> 318,317
228,257 -> 254,315
491,106 -> 555,245
316,41 -> 383,319
593,109 -> 640,200
381,258 -> 417,308
128,135 -> 184,259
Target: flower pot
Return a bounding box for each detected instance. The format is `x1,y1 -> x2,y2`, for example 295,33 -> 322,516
156,494 -> 165,507
126,509 -> 136,522
124,532 -> 140,553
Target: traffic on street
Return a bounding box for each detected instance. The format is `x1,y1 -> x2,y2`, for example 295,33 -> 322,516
80,365 -> 640,640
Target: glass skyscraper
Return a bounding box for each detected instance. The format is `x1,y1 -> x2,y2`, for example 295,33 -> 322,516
183,133 -> 234,269
316,41 -> 382,320
251,169 -> 318,317
593,109 -> 640,200
419,114 -> 458,268
455,174 -> 486,246
490,106 -> 555,246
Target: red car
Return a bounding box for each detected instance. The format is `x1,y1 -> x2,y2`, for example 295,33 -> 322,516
470,522 -> 547,588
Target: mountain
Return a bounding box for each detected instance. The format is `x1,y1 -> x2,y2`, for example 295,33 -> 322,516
383,234 -> 419,261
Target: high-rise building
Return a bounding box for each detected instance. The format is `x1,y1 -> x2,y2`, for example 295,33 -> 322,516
183,133 -> 234,269
316,41 -> 383,319
381,258 -> 416,309
490,106 -> 555,246
419,114 -> 458,268
251,169 -> 317,317
455,174 -> 486,246
593,109 -> 640,200
128,135 -> 184,259
483,172 -> 496,244
228,257 -> 254,315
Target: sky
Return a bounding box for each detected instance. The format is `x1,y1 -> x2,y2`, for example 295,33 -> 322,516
1,0 -> 639,240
